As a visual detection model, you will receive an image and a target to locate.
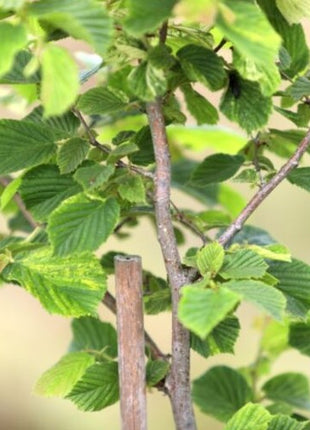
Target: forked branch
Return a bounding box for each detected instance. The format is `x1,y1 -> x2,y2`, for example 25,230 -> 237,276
219,128 -> 310,246
146,98 -> 197,430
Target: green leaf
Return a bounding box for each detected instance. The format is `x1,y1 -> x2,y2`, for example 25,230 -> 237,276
290,77 -> 310,101
177,44 -> 226,91
0,0 -> 25,10
199,210 -> 231,229
192,366 -> 253,421
146,360 -> 170,387
261,320 -> 289,358
112,130 -> 136,146
163,93 -> 187,124
220,249 -> 268,280
124,0 -> 177,36
0,22 -> 27,77
268,414 -> 308,430
181,83 -> 218,125
0,120 -> 56,175
220,74 -> 272,133
276,0 -> 310,24
3,248 -> 106,316
190,153 -> 244,187
225,403 -> 271,430
257,0 -> 309,77
19,164 -> 81,222
41,45 -> 79,117
147,63 -> 167,98
196,242 -> 224,276
25,106 -> 80,138
226,225 -> 275,247
224,280 -> 286,321
289,321 -> 310,357
48,194 -> 120,256
129,126 -> 155,166
107,142 -> 139,163
118,175 -> 146,203
266,403 -> 293,416
127,62 -> 167,101
0,177 -> 22,210
268,259 -> 310,318
167,125 -> 247,154
232,50 -> 281,97
191,315 -> 240,358
77,87 -> 128,115
216,1 -> 281,67
0,251 -> 13,274
71,316 -> 117,358
144,288 -> 171,315
73,164 -> 115,191
178,285 -> 240,339
247,244 -> 291,263
127,62 -> 151,101
66,362 -> 119,411
35,352 -> 95,397
288,168 -> 310,193
57,138 -> 89,174
148,44 -> 175,70
274,105 -> 310,128
28,0 -> 113,56
265,129 -> 306,159
171,159 -> 219,206
0,50 -> 41,84
263,373 -> 310,410
219,184 -> 246,218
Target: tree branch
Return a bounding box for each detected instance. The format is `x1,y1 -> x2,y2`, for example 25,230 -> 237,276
72,109 -> 154,180
146,98 -> 197,430
218,128 -> 310,246
170,200 -> 207,244
214,38 -> 227,53
0,177 -> 38,229
159,21 -> 168,44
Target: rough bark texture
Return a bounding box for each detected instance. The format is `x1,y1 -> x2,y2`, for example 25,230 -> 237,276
146,99 -> 197,430
115,255 -> 147,430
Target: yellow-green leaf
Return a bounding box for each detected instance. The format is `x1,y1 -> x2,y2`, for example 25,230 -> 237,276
276,0 -> 310,24
0,22 -> 27,77
41,45 -> 79,117
3,247 -> 107,316
35,352 -> 95,397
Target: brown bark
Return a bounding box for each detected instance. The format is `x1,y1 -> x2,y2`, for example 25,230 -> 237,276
115,255 -> 147,430
146,99 -> 197,430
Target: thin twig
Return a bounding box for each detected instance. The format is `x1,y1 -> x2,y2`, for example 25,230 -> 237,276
159,21 -> 168,44
102,290 -> 166,360
0,177 -> 38,229
170,200 -> 207,244
214,38 -> 227,53
114,216 -> 134,234
74,108 -> 202,245
218,128 -> 310,246
73,109 -> 154,179
146,98 -> 197,430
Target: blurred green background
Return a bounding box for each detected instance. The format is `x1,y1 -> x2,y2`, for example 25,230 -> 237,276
1,20 -> 310,430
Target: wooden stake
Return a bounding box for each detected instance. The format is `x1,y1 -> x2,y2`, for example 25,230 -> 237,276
114,255 -> 147,430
